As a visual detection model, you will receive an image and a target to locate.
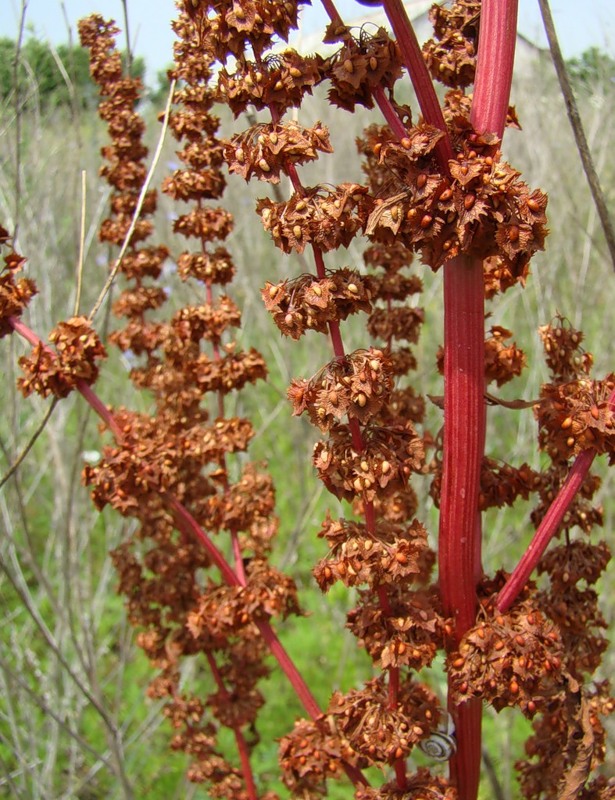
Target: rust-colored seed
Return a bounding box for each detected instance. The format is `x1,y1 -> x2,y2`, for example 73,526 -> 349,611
293,225 -> 302,239
397,641 -> 406,654
274,80 -> 283,91
324,566 -> 332,579
495,639 -> 505,651
464,193 -> 475,210
527,197 -> 540,212
395,747 -> 404,760
420,214 -> 433,229
344,58 -> 354,73
337,562 -> 346,575
567,436 -> 575,447
417,173 -> 427,189
401,137 -> 412,150
373,142 -> 382,157
369,56 -> 378,70
395,552 -> 408,564
527,700 -> 536,714
289,66 -> 302,78
329,390 -> 338,405
591,406 -> 600,420
461,164 -> 468,175
440,188 -> 453,201
452,657 -> 465,668
515,634 -> 525,646
561,416 -> 573,429
510,680 -> 519,695
508,224 -> 519,242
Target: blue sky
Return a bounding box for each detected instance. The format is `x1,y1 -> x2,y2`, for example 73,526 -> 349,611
6,0 -> 615,84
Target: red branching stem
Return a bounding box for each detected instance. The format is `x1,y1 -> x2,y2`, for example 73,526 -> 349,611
253,617 -> 367,789
497,451 -> 596,612
165,494 -> 242,587
381,0 -> 454,169
9,315 -> 124,440
9,315 -> 243,588
253,617 -> 321,719
231,529 -> 247,586
393,759 -> 408,790
372,85 -> 408,140
498,388 -> 615,612
470,0 -> 519,138
318,0 -> 343,28
205,651 -> 258,800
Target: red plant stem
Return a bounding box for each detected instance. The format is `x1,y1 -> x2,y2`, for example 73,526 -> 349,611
438,258 -> 486,635
205,651 -> 258,800
498,388 -> 615,612
470,0 -> 519,138
439,4 -> 518,798
382,0 -> 454,168
10,308 -> 371,790
497,450 -> 597,612
9,316 -> 125,440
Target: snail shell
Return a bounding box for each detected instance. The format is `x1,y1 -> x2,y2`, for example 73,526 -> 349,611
418,730 -> 457,761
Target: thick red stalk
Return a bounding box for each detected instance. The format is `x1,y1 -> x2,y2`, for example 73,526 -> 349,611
439,255 -> 485,800
439,3 -> 519,798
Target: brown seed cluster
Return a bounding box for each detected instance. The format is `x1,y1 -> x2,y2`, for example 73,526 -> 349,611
257,183 -> 368,254
313,422 -> 425,503
362,124 -> 548,277
287,348 -> 394,429
325,24 -> 403,111
0,226 -> 37,338
448,598 -> 566,716
327,676 -> 442,764
422,0 -> 480,88
18,317 -> 107,399
76,9 -> 303,795
354,769 -> 457,800
347,585 -> 446,671
279,718 -> 365,797
262,269 -> 373,339
224,120 -> 333,184
313,514 -> 433,591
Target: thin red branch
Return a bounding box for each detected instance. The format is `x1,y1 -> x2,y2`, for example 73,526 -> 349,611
497,449 -> 596,613
205,651 -> 258,800
381,0 -> 454,169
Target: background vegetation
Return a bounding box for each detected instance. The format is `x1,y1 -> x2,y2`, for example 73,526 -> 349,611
0,16 -> 614,800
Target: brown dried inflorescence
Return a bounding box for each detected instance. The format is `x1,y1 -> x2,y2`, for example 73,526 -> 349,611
18,317 -> 106,398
